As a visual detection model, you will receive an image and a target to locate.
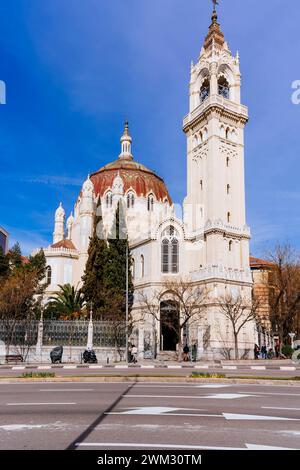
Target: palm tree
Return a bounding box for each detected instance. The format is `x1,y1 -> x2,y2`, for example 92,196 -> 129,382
49,284 -> 84,319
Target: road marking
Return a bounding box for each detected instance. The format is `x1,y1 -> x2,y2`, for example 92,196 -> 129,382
196,384 -> 231,388
222,366 -> 237,370
37,366 -> 51,370
120,407 -> 180,415
262,407 -> 300,411
123,393 -> 254,400
11,367 -> 25,370
88,365 -> 103,369
63,366 -> 77,369
280,367 -> 296,371
250,366 -> 266,370
39,389 -> 94,392
115,366 -> 128,369
141,366 -> 155,369
246,443 -> 296,450
0,424 -> 49,431
167,366 -> 182,369
223,413 -> 298,421
6,402 -> 76,406
75,442 -> 245,450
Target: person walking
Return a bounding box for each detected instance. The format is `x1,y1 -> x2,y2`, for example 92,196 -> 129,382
131,344 -> 138,364
261,345 -> 267,359
183,344 -> 190,362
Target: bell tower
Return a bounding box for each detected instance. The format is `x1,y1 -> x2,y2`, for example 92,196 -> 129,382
183,4 -> 251,271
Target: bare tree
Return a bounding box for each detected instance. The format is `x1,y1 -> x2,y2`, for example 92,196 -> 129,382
138,279 -> 209,361
266,244 -> 300,344
218,293 -> 260,360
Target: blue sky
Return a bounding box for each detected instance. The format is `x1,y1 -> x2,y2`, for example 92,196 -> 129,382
1,0 -> 300,256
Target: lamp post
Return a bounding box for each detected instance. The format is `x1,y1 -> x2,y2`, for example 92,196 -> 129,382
125,243 -> 129,363
87,303 -> 93,350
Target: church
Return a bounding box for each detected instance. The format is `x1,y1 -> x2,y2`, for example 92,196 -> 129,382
39,7 -> 258,360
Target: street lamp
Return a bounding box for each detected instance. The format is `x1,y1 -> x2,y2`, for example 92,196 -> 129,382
125,243 -> 129,363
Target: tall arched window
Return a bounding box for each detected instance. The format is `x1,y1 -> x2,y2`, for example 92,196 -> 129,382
147,194 -> 154,212
127,192 -> 135,209
200,78 -> 210,103
161,226 -> 179,274
218,76 -> 230,99
106,192 -> 112,208
140,254 -> 145,278
132,258 -> 135,279
46,266 -> 52,285
229,240 -> 233,252
227,212 -> 231,223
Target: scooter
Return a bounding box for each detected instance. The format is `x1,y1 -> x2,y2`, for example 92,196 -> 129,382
82,349 -> 98,364
50,346 -> 63,364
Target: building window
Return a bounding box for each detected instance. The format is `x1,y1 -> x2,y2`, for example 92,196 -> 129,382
227,184 -> 230,195
127,192 -> 135,209
200,180 -> 203,190
227,212 -> 231,223
141,254 -> 145,278
218,76 -> 230,99
46,266 -> 52,285
226,156 -> 230,167
225,127 -> 230,140
229,240 -> 233,252
132,258 -> 135,279
200,78 -> 210,103
147,195 -> 154,212
161,225 -> 179,274
106,192 -> 112,208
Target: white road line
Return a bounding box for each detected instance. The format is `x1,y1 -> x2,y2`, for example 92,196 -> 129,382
223,413 -> 298,421
246,443 -> 297,450
88,365 -> 103,369
141,366 -> 155,369
222,366 -> 237,370
196,385 -> 231,389
280,367 -> 296,371
37,366 -> 51,370
167,366 -> 182,369
122,393 -> 254,400
261,406 -> 300,411
63,366 -> 77,369
250,366 -> 266,370
6,402 -> 76,406
11,366 -> 25,370
39,389 -> 94,392
115,366 -> 128,369
106,412 -> 221,418
76,442 -> 245,450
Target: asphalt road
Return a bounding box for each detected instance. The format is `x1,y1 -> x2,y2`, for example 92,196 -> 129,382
0,381 -> 299,450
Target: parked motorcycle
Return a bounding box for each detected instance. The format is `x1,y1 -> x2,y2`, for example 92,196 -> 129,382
83,349 -> 98,364
50,346 -> 63,364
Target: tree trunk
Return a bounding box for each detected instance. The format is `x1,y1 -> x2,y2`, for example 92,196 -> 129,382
234,334 -> 239,360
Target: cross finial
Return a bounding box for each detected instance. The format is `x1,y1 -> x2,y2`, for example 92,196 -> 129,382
212,0 -> 219,11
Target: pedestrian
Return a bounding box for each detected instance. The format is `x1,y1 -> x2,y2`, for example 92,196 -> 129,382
131,344 -> 138,364
254,344 -> 260,360
275,342 -> 280,359
183,344 -> 190,362
261,345 -> 267,359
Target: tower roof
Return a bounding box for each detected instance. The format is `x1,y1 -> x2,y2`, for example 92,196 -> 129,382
203,3 -> 225,52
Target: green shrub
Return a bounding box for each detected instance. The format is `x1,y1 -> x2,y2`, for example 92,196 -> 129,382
281,344 -> 294,358
21,372 -> 55,378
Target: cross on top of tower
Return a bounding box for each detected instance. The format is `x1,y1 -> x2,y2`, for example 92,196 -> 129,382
212,0 -> 219,10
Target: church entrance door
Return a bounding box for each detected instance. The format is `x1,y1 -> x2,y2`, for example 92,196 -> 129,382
160,300 -> 179,351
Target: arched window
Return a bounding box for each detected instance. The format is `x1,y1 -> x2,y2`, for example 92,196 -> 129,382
218,76 -> 230,99
227,184 -> 230,195
132,258 -> 135,279
106,192 -> 112,208
46,266 -> 52,285
225,127 -> 230,140
147,194 -> 154,212
226,156 -> 230,167
141,254 -> 145,278
200,78 -> 210,103
161,226 -> 179,274
227,212 -> 231,223
193,135 -> 198,149
127,192 -> 135,209
229,240 -> 233,252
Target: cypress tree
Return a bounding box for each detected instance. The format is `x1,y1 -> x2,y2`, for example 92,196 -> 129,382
81,197 -> 108,317
104,201 -> 134,319
8,242 -> 22,271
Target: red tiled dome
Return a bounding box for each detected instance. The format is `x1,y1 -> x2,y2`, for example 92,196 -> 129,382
90,159 -> 172,204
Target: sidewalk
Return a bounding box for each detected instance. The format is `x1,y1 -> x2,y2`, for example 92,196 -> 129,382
0,359 -> 299,371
